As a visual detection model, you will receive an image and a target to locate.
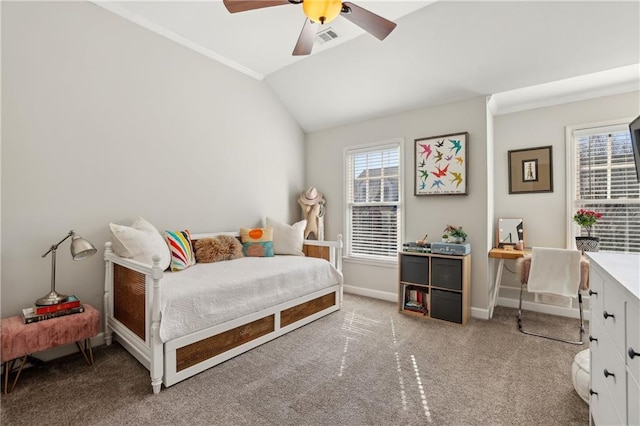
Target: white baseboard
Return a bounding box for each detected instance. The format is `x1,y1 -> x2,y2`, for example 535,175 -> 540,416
344,285 -> 489,320
34,331 -> 106,361
495,285 -> 589,320
343,285 -> 397,303
497,296 -> 590,320
344,285 -> 588,321
471,307 -> 490,320
3,332 -> 107,373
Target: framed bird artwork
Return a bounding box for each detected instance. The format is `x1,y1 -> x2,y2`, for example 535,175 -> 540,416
414,132 -> 469,196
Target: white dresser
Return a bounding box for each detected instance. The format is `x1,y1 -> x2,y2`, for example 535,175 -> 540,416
588,252 -> 640,426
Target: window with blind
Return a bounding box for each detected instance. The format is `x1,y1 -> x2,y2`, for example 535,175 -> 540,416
569,122 -> 640,253
345,141 -> 402,260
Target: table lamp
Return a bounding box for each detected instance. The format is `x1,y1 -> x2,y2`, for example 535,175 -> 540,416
36,230 -> 97,306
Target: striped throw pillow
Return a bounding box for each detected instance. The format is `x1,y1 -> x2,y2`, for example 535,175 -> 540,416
165,230 -> 196,271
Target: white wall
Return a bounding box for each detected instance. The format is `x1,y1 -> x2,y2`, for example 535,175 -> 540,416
1,2 -> 305,318
4,2 -> 635,335
306,96 -> 490,313
493,90 -> 640,296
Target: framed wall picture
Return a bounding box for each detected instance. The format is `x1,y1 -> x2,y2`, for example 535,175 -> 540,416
414,132 -> 468,196
508,146 -> 553,194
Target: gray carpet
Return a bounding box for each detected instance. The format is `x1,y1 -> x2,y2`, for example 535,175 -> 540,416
1,294 -> 589,425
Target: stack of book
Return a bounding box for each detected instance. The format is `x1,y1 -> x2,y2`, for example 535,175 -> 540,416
403,286 -> 428,314
22,295 -> 84,324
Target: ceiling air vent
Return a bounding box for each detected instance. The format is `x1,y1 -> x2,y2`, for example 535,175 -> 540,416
316,28 -> 339,44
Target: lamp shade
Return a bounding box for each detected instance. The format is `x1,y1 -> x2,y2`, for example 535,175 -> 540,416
302,0 -> 342,24
70,234 -> 97,260
37,230 -> 97,306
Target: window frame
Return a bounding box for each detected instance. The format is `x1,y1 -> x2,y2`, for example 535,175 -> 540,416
565,117 -> 639,252
343,138 -> 404,265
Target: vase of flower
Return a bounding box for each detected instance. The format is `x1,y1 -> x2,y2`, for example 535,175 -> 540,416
573,209 -> 602,253
575,236 -> 600,253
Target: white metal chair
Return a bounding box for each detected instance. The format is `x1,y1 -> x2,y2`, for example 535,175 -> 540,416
516,248 -> 588,345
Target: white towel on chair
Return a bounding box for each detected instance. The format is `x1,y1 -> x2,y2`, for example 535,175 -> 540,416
534,293 -> 573,307
527,247 -> 581,307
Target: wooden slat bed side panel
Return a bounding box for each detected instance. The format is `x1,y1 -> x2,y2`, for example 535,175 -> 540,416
303,244 -> 330,261
113,264 -> 146,340
176,315 -> 275,372
280,293 -> 336,327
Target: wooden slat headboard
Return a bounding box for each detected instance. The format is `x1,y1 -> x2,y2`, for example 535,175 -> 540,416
303,244 -> 330,261
113,264 -> 146,340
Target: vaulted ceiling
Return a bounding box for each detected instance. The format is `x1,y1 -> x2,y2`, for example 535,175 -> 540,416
95,1 -> 640,132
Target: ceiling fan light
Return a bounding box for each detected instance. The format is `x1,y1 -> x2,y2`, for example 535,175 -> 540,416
303,0 -> 342,24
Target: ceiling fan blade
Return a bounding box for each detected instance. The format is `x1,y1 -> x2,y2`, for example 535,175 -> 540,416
292,18 -> 318,56
223,0 -> 291,14
340,2 -> 397,40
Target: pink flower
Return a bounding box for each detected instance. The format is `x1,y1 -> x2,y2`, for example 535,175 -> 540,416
573,210 -> 602,237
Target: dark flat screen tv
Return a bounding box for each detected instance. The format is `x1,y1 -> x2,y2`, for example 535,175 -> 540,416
631,114 -> 640,183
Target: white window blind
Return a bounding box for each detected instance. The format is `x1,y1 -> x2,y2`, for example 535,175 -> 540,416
346,142 -> 401,259
572,123 -> 640,253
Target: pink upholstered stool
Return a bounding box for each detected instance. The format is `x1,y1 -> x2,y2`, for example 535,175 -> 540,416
0,304 -> 100,393
517,254 -> 590,290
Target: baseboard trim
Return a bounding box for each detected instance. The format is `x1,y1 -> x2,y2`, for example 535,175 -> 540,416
497,296 -> 590,321
471,307 -> 490,320
343,285 -> 397,303
3,332 -> 107,373
344,286 -> 489,320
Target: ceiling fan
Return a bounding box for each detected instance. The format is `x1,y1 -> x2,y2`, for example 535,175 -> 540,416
222,0 -> 397,56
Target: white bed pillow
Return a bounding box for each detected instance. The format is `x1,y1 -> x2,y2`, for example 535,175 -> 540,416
266,217 -> 306,256
109,217 -> 171,270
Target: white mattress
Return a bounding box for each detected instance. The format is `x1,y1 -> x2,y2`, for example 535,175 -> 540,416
158,256 -> 343,342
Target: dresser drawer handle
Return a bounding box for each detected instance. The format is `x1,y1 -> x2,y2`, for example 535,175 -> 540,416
588,289 -> 598,296
630,348 -> 640,359
603,311 -> 615,320
589,389 -> 598,396
603,369 -> 615,378
589,335 -> 598,342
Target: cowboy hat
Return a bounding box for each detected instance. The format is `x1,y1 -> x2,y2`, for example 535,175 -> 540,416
299,187 -> 324,205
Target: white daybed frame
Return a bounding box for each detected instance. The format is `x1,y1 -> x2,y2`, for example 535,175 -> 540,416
103,232 -> 343,394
